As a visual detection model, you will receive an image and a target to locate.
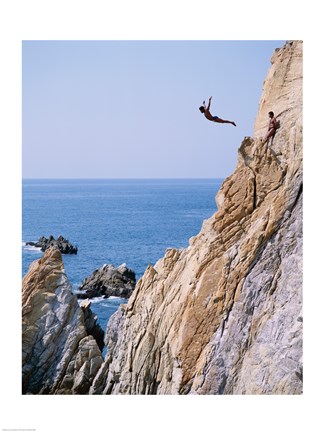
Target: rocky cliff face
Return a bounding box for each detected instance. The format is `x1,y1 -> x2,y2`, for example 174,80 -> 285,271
22,247 -> 103,394
90,40 -> 303,395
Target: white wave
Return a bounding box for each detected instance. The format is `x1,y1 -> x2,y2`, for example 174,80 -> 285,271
22,243 -> 42,253
101,300 -> 126,308
89,296 -> 107,303
77,296 -> 105,304
77,295 -> 126,306
109,296 -> 124,301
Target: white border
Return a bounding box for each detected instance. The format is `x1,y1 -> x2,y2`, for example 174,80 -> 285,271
0,1 -> 321,432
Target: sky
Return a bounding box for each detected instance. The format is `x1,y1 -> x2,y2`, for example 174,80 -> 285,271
22,40 -> 285,179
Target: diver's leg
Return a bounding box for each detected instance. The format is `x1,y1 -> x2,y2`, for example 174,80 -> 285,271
215,117 -> 236,127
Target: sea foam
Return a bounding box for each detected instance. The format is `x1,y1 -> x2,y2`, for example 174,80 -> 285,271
22,242 -> 42,253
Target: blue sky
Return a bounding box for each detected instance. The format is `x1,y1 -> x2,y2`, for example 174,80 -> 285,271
22,40 -> 284,179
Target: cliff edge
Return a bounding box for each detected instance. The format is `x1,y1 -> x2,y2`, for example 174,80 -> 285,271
90,40 -> 303,395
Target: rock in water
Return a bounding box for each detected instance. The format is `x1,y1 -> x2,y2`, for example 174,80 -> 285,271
22,247 -> 103,394
92,41 -> 303,395
77,263 -> 136,299
26,235 -> 78,254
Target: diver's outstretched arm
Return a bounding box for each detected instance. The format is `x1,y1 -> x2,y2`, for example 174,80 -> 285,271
207,96 -> 212,110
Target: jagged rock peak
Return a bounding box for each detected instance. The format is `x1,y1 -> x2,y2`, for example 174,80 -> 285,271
22,247 -> 103,394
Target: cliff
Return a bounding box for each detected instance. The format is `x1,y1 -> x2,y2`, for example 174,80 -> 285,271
90,40 -> 303,395
22,247 -> 103,394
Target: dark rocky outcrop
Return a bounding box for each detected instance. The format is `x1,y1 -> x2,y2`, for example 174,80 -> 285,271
80,299 -> 105,351
26,235 -> 78,254
76,263 -> 136,300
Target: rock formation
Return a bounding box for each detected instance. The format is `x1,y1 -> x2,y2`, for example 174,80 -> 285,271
77,263 -> 136,300
90,40 -> 303,395
22,247 -> 103,394
26,235 -> 78,254
80,299 -> 105,351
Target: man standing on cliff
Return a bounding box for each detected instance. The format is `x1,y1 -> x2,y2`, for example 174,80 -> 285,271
199,96 -> 236,126
263,111 -> 278,143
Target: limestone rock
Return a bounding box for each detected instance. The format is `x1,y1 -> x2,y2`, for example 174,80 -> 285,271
77,263 -> 136,299
98,41 -> 303,395
89,305 -> 127,395
22,247 -> 103,394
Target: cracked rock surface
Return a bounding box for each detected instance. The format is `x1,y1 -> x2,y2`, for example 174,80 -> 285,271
22,247 -> 103,394
93,40 -> 303,395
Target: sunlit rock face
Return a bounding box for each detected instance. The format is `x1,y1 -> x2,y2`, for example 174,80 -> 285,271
22,247 -> 103,394
93,40 -> 302,395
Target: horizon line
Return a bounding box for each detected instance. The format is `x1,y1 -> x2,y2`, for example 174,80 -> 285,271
22,177 -> 225,180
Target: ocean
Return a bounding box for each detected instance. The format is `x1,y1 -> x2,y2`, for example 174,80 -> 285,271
22,178 -> 222,334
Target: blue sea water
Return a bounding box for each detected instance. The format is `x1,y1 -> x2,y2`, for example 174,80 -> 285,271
22,178 -> 222,333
